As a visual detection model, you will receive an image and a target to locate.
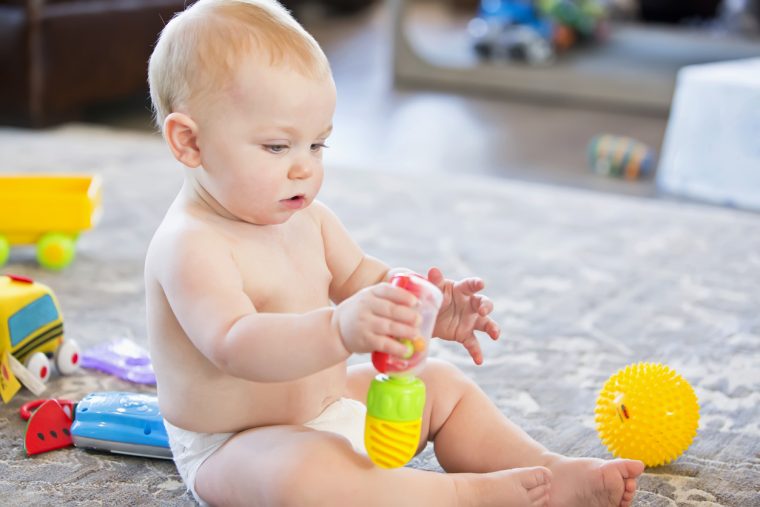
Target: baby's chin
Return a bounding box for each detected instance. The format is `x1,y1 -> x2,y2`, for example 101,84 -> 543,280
237,207 -> 306,226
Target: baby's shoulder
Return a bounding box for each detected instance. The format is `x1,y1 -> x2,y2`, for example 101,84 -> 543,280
306,200 -> 340,227
306,199 -> 328,219
145,212 -> 230,278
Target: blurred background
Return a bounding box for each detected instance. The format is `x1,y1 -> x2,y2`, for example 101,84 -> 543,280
1,0 -> 759,203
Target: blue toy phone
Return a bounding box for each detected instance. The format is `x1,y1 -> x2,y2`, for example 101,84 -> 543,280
70,391 -> 172,459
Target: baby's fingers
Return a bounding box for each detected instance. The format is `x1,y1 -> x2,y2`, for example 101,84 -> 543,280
373,316 -> 420,343
461,334 -> 484,365
476,316 -> 501,341
427,267 -> 445,289
470,294 -> 494,316
372,334 -> 411,358
372,283 -> 418,308
456,277 -> 485,296
369,294 -> 420,327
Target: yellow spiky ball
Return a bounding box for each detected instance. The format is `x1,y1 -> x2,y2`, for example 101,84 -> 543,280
595,362 -> 699,467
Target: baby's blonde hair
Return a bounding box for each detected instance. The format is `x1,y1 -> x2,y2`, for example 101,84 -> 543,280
148,0 -> 331,129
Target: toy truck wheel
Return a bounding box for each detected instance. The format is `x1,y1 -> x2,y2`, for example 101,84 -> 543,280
0,234 -> 9,266
25,352 -> 51,383
37,233 -> 76,270
55,339 -> 81,375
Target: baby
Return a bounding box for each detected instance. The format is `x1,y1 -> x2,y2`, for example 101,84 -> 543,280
145,1 -> 644,506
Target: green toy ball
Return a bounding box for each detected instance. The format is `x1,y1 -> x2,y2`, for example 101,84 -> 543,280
0,235 -> 9,266
595,362 -> 699,467
36,233 -> 76,270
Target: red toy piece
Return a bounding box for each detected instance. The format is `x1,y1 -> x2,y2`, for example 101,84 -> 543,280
22,399 -> 75,455
371,274 -> 430,374
6,274 -> 33,284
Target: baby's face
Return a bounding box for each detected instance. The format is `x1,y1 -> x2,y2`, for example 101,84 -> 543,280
192,58 -> 336,225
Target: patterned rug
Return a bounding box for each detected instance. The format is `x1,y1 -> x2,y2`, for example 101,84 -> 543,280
0,126 -> 758,506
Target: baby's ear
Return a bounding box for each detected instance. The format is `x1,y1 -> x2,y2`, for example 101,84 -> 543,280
164,112 -> 201,168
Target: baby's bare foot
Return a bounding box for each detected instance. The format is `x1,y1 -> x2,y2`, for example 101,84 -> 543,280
455,466 -> 552,507
544,454 -> 644,507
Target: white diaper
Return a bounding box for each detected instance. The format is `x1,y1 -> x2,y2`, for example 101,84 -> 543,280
164,397 -> 367,506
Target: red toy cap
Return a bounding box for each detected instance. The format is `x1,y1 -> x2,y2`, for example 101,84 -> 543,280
389,273 -> 426,297
6,274 -> 34,284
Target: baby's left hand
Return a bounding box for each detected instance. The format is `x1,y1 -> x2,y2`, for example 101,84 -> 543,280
427,267 -> 500,365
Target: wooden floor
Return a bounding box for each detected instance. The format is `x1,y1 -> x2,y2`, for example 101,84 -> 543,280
85,1 -> 671,198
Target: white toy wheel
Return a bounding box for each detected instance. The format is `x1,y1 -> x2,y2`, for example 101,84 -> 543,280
55,339 -> 81,375
25,352 -> 51,383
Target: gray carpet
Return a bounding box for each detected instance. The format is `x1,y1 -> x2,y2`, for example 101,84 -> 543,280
1,126 -> 758,506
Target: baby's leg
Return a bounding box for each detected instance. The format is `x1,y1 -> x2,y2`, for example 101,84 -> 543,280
194,424 -> 550,507
347,359 -> 547,472
347,359 -> 643,507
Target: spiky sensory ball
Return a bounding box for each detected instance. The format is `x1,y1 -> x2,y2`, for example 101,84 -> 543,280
595,362 -> 699,467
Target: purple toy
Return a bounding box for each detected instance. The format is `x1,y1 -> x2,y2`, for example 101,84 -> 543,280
81,338 -> 156,385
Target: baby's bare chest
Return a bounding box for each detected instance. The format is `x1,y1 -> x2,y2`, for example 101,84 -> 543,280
235,224 -> 332,312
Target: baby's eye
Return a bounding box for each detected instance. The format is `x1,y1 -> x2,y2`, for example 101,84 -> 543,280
264,144 -> 288,154
310,143 -> 328,152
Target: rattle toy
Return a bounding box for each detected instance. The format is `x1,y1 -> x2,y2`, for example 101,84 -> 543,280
21,391 -> 171,459
595,362 -> 699,467
0,174 -> 102,270
364,274 -> 442,468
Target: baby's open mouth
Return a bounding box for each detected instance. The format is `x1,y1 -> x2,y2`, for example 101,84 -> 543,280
281,194 -> 306,209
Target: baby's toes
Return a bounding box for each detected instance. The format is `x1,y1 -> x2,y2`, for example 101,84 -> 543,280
529,483 -> 551,507
620,479 -> 637,507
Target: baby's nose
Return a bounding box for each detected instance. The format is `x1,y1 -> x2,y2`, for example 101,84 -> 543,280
288,159 -> 314,179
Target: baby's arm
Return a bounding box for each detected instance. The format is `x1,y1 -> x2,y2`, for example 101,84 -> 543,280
313,201 -> 412,301
152,227 -> 413,382
312,201 -> 389,302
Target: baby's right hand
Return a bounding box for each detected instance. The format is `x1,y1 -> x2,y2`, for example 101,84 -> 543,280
334,283 -> 420,357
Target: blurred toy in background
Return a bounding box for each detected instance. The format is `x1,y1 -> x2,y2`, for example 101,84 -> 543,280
539,0 -> 609,48
0,174 -> 102,270
81,337 -> 156,385
604,0 -> 638,21
595,362 -> 700,467
468,0 -> 609,65
587,134 -> 655,180
469,0 -> 555,64
0,274 -> 80,403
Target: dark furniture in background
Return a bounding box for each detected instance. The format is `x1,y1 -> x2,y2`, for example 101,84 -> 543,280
0,0 -> 191,127
0,0 -> 375,128
639,0 -> 722,23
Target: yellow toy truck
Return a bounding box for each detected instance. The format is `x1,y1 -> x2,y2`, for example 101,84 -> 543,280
0,274 -> 80,403
0,174 -> 102,270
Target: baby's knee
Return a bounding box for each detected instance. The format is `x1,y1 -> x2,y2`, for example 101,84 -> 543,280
423,358 -> 476,387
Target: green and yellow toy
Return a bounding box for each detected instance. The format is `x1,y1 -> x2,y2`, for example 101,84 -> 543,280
365,274 -> 442,468
0,174 -> 102,270
595,362 -> 700,467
